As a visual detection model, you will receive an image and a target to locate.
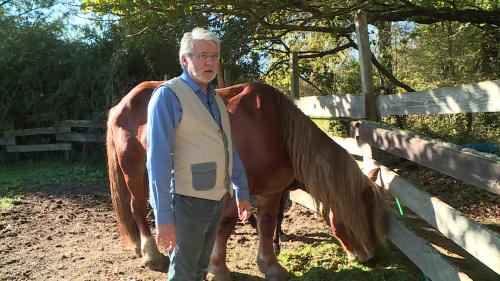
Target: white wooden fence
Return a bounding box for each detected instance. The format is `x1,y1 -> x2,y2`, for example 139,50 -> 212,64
289,78 -> 499,281
288,12 -> 499,280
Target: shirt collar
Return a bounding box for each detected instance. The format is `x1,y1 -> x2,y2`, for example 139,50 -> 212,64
180,70 -> 216,96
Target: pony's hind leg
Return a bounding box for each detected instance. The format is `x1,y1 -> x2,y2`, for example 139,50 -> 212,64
130,187 -> 168,272
274,191 -> 290,254
119,142 -> 169,272
208,195 -> 238,281
256,192 -> 289,281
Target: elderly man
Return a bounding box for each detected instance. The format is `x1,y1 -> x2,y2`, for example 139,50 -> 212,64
146,27 -> 252,281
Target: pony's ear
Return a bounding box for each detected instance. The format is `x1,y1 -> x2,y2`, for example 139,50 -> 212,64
367,168 -> 380,182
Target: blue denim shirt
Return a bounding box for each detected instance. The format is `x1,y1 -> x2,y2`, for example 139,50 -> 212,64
146,71 -> 250,225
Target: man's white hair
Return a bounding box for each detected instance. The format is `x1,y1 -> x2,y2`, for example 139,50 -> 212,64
179,27 -> 220,69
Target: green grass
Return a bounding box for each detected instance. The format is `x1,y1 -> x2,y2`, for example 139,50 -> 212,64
0,160 -> 106,210
0,196 -> 20,210
279,241 -> 421,281
312,118 -> 351,137
312,119 -> 333,136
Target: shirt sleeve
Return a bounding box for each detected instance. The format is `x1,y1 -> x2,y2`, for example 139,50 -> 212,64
146,85 -> 181,225
231,144 -> 250,201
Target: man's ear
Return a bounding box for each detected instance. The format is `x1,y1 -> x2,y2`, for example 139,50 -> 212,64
181,54 -> 188,66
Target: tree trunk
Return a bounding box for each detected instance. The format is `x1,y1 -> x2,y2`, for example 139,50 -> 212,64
377,21 -> 395,96
479,25 -> 499,78
376,21 -> 406,127
445,22 -> 456,80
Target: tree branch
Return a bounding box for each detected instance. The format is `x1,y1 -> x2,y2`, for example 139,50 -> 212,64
370,52 -> 414,92
369,8 -> 500,26
299,74 -> 329,96
297,42 -> 355,59
348,38 -> 415,92
0,0 -> 11,7
262,59 -> 288,77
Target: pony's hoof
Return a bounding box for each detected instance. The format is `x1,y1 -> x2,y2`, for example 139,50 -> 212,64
264,265 -> 289,281
273,244 -> 281,255
134,243 -> 142,257
207,264 -> 232,281
143,254 -> 169,272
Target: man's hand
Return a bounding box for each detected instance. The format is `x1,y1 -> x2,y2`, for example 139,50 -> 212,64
156,224 -> 176,252
237,200 -> 252,223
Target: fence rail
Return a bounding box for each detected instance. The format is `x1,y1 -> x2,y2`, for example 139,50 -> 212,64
358,120 -> 500,194
6,143 -> 72,152
0,120 -> 104,154
377,161 -> 500,276
295,80 -> 500,119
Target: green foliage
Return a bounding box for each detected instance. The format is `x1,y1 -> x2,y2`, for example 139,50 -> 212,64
392,21 -> 499,91
0,2 -> 183,126
0,1 -> 263,127
1,0 -> 497,152
332,60 -> 363,96
0,11 -> 115,122
312,118 -> 352,138
0,18 -> 67,120
261,31 -> 362,97
211,16 -> 262,84
328,118 -> 352,137
382,113 -> 500,144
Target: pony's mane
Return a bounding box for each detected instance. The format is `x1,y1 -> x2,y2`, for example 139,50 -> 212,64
272,88 -> 386,254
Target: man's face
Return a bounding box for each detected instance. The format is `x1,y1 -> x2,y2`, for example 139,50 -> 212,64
182,40 -> 219,89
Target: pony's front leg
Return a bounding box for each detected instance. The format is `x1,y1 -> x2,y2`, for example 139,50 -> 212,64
256,192 -> 289,281
208,195 -> 238,281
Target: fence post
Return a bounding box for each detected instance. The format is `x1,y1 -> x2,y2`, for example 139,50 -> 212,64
354,10 -> 382,166
354,11 -> 377,121
223,69 -> 231,87
217,66 -> 225,88
290,52 -> 299,101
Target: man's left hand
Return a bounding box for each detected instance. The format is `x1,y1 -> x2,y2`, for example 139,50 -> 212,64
236,200 -> 252,223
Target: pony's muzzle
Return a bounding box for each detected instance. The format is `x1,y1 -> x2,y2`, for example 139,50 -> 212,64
346,250 -> 373,263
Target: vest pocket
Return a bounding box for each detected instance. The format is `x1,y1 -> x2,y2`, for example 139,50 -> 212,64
191,162 -> 217,191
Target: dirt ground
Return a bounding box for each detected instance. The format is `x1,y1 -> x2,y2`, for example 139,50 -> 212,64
0,181 -> 405,281
1,161 -> 498,280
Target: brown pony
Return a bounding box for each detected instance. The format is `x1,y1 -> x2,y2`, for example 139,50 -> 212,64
106,81 -> 387,281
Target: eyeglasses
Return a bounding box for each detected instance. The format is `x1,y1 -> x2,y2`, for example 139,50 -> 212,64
188,53 -> 220,61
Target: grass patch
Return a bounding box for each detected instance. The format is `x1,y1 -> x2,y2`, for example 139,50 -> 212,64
312,118 -> 352,137
0,196 -> 21,209
0,160 -> 106,211
278,241 -> 421,281
312,119 -> 333,136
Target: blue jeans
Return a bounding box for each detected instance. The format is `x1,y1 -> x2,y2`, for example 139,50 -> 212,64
167,193 -> 226,281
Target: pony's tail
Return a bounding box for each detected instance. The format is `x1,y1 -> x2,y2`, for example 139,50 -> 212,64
106,111 -> 140,246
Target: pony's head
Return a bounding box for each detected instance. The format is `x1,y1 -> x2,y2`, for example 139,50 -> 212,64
324,168 -> 387,262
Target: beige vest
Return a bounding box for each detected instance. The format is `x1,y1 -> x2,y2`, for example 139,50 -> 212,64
164,77 -> 233,200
